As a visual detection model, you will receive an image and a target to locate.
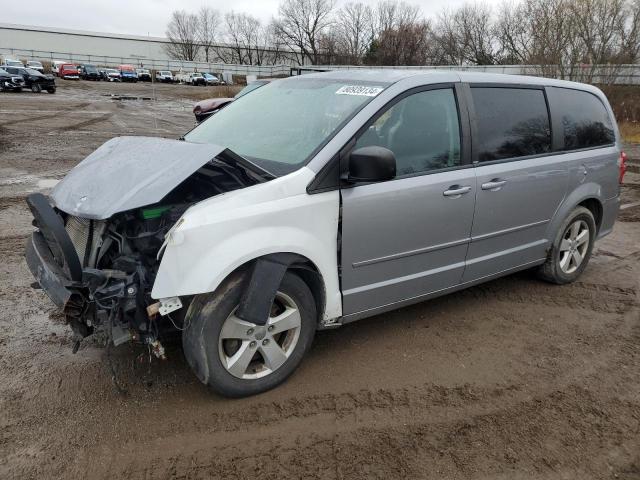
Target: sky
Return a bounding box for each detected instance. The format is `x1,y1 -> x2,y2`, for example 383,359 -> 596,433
2,0 -> 501,38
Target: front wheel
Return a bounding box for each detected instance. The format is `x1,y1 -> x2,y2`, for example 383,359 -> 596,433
182,270 -> 316,397
31,83 -> 42,93
538,206 -> 596,284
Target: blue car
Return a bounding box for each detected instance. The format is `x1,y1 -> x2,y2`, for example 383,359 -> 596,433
119,65 -> 138,83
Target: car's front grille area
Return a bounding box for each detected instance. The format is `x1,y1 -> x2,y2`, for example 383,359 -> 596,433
65,216 -> 90,265
64,216 -> 107,267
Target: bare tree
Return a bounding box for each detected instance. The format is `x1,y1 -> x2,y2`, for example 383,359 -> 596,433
274,0 -> 337,64
218,12 -> 268,65
164,10 -> 201,61
494,1 -> 533,63
334,2 -> 374,64
365,2 -> 431,65
433,3 -> 497,66
374,0 -> 421,34
197,6 -> 220,63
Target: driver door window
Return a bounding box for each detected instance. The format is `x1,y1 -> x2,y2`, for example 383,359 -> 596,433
355,88 -> 461,176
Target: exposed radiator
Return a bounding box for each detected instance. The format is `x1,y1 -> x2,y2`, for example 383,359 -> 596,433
64,217 -> 106,267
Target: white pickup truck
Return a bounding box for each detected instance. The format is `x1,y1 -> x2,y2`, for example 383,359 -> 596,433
175,71 -> 206,86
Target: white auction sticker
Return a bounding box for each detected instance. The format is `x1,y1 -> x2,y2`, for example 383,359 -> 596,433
336,85 -> 384,97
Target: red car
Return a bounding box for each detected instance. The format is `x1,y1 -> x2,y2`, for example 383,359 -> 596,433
193,79 -> 271,123
59,64 -> 79,80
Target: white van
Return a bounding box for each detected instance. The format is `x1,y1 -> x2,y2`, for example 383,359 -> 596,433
51,60 -> 68,76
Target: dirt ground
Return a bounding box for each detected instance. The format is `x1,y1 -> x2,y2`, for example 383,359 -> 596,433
1,80 -> 639,480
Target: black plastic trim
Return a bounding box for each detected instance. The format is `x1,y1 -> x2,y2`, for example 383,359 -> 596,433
26,193 -> 82,282
236,253 -> 305,326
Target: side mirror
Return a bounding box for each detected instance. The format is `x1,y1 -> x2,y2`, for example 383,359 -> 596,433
347,146 -> 396,183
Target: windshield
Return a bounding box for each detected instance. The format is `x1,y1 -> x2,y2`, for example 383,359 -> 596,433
0,68 -> 8,75
185,77 -> 387,176
6,60 -> 22,66
234,81 -> 268,99
161,71 -> 171,75
85,65 -> 97,72
28,62 -> 42,67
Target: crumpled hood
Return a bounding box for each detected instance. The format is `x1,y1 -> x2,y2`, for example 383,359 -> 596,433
51,136 -> 225,219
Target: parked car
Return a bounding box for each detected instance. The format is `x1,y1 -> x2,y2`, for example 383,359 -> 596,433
119,64 -> 138,82
176,71 -> 205,86
78,64 -> 100,80
136,68 -> 151,82
100,68 -> 121,82
202,73 -> 221,85
59,64 -> 79,80
155,70 -> 174,83
0,68 -> 25,91
193,79 -> 271,123
24,71 -> 624,398
2,58 -> 24,68
3,66 -> 56,93
25,61 -> 44,73
51,60 -> 68,76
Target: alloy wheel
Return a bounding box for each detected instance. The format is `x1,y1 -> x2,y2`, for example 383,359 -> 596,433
218,292 -> 301,380
558,219 -> 590,274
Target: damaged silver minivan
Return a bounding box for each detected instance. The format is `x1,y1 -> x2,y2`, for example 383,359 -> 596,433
26,70 -> 623,397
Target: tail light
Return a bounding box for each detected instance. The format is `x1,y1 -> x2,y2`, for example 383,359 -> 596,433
618,151 -> 627,184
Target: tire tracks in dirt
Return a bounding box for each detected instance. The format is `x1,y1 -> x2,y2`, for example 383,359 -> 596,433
73,385 -> 640,479
0,102 -> 91,127
457,278 -> 638,315
55,112 -> 115,132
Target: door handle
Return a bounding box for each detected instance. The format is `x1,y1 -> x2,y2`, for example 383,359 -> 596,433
481,179 -> 507,191
443,185 -> 471,197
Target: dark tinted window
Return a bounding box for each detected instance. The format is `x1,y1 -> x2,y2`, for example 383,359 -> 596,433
355,88 -> 461,176
547,87 -> 615,149
471,87 -> 551,162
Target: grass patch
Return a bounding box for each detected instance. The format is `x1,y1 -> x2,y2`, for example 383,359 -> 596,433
619,122 -> 640,144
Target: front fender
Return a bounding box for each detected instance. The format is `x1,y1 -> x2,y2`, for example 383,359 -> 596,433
151,169 -> 342,321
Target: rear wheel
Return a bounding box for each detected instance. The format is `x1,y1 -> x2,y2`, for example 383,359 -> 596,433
182,270 -> 316,397
538,206 -> 596,284
47,87 -> 56,94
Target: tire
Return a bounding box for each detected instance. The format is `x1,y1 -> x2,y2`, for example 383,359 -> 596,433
31,83 -> 42,93
47,87 -> 56,94
183,270 -> 317,397
538,206 -> 596,284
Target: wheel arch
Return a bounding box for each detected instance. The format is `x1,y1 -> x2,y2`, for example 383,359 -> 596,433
577,197 -> 603,234
227,252 -> 328,327
547,183 -> 605,242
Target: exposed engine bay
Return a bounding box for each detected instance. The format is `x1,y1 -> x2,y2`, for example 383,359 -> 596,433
25,136 -> 272,356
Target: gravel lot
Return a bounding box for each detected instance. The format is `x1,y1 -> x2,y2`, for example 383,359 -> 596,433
1,80 -> 639,479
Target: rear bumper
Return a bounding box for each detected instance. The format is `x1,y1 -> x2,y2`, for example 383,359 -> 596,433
25,231 -> 72,308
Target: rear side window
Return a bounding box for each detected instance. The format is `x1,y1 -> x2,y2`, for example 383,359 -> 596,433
471,87 -> 551,162
547,87 -> 615,150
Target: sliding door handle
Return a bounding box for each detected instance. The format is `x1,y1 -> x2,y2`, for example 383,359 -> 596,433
443,185 -> 472,197
481,179 -> 507,191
